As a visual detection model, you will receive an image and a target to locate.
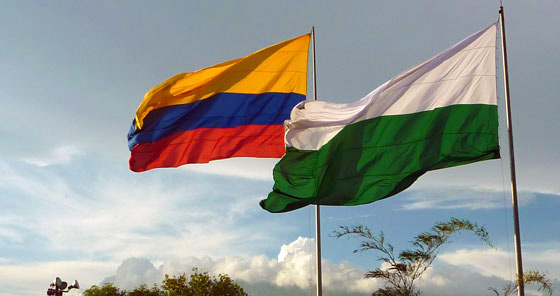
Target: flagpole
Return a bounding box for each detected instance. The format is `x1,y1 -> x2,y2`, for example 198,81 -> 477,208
311,26 -> 323,296
499,6 -> 525,296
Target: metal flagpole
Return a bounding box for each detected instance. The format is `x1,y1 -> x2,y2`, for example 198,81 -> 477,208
499,5 -> 525,296
311,26 -> 323,296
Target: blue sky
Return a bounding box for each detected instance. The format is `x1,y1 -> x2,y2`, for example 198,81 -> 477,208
1,1 -> 559,295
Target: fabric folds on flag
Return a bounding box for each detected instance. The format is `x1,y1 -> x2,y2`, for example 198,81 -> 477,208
128,34 -> 311,172
261,23 -> 500,213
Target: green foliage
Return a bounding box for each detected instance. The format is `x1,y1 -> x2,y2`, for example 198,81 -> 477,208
128,284 -> 163,296
161,268 -> 248,296
161,273 -> 190,296
83,283 -> 126,296
83,268 -> 248,296
333,217 -> 494,296
488,269 -> 555,296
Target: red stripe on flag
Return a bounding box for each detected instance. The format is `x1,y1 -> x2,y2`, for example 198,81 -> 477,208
129,125 -> 286,172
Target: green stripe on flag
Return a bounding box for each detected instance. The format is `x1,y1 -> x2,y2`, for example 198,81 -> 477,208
260,104 -> 499,213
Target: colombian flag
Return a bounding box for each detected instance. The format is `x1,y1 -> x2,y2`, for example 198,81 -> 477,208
128,34 -> 311,172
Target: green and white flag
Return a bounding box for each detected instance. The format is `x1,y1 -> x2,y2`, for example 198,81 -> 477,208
261,23 -> 500,213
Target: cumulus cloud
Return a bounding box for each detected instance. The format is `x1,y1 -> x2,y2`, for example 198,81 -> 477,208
102,237 -> 379,294
100,238 -> 560,296
102,258 -> 161,290
3,238 -> 558,296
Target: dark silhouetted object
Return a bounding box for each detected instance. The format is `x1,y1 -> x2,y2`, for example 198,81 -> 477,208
47,277 -> 79,296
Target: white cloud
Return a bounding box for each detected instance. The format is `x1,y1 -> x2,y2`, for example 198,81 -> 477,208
277,236 -> 313,263
401,187 -> 537,210
440,247 -> 560,280
180,158 -> 278,181
411,159 -> 560,197
106,258 -> 161,290
440,248 -> 513,279
415,264 -> 508,296
102,237 -> 379,294
2,156 -> 558,296
98,238 -> 560,296
0,158 -> 281,262
22,145 -> 84,167
2,237 -> 558,296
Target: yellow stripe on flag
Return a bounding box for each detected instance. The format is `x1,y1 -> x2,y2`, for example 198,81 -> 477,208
135,33 -> 310,130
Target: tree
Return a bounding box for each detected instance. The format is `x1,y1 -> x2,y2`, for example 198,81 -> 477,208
128,284 -> 163,296
83,268 -> 248,296
333,217 -> 493,296
84,283 -> 126,296
488,269 -> 555,296
160,273 -> 189,296
161,268 -> 248,296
